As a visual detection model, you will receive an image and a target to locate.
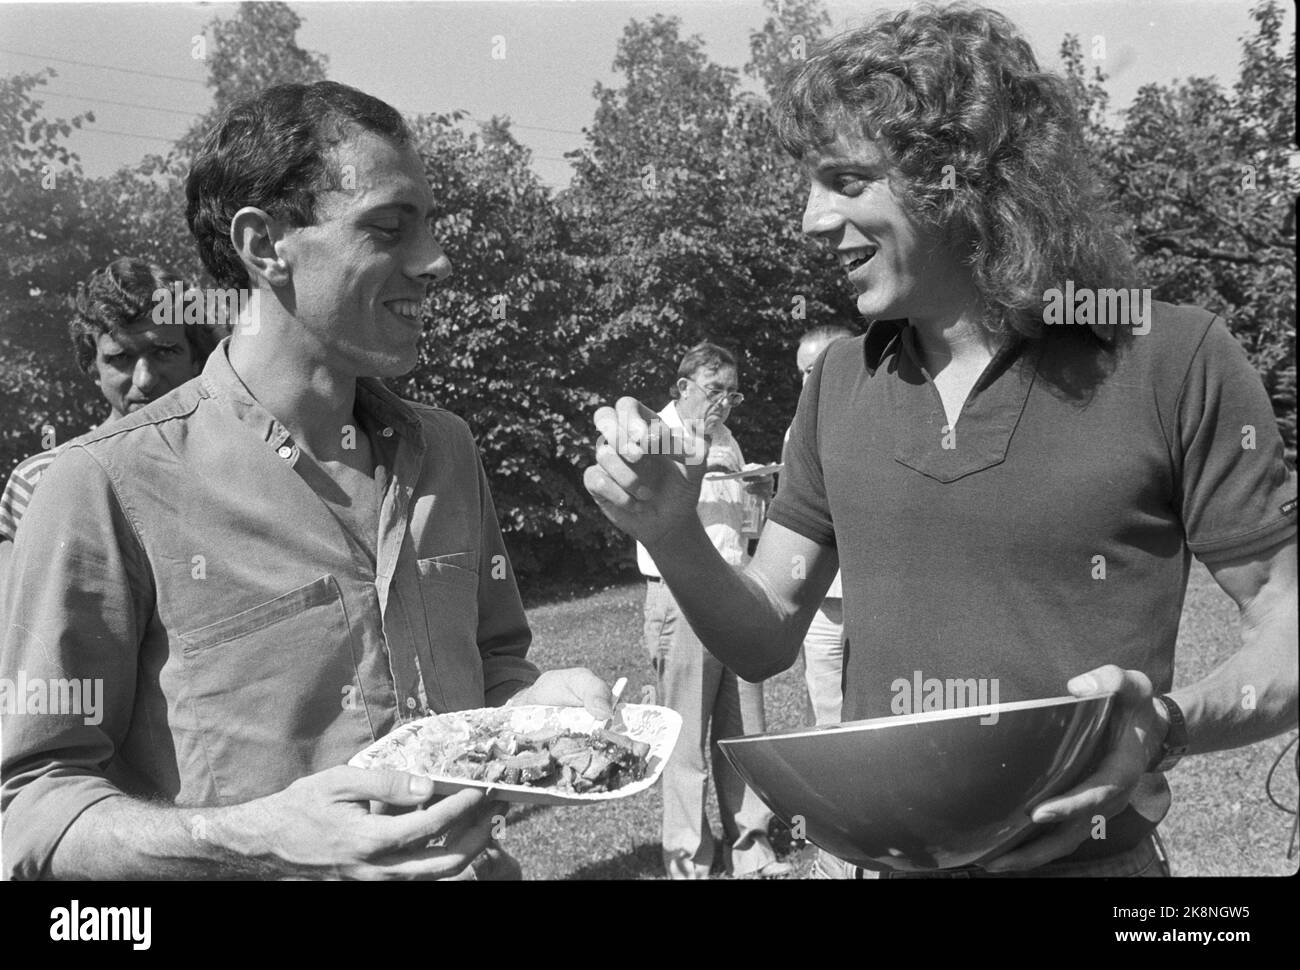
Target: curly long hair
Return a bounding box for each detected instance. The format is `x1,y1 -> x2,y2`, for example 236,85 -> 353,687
773,2 -> 1135,338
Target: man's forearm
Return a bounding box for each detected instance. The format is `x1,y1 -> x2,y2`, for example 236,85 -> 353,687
48,793 -> 284,880
647,523 -> 801,682
1173,607 -> 1299,757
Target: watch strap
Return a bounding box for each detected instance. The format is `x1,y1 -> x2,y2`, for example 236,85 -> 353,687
1150,694 -> 1188,773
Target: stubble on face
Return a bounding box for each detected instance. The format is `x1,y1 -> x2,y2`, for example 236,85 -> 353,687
276,131 -> 440,380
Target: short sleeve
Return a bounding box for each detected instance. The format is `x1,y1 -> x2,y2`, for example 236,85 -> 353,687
768,350 -> 836,547
1176,317 -> 1297,559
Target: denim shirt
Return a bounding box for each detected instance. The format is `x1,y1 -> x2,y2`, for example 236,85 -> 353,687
0,342 -> 538,879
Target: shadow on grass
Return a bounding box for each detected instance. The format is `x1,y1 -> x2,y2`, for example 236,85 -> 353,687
502,802 -> 556,827
562,841 -> 664,880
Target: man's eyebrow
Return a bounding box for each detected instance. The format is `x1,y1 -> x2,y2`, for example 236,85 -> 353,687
812,156 -> 885,174
360,201 -> 432,219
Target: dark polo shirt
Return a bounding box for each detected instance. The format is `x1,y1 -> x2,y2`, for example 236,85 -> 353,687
769,302 -> 1296,858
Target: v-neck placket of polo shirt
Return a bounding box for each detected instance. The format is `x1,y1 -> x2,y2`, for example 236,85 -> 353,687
891,326 -> 1041,483
358,381 -> 432,719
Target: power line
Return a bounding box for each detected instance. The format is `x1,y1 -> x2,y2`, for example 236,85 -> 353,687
467,116 -> 584,137
74,127 -> 177,145
3,49 -> 589,142
39,87 -> 201,119
0,47 -> 207,86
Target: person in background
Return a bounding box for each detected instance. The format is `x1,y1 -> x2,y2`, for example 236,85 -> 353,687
788,324 -> 855,727
0,257 -> 221,589
637,341 -> 791,879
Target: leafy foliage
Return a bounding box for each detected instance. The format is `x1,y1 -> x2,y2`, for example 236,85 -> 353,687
1060,1 -> 1296,459
2,0 -> 1294,587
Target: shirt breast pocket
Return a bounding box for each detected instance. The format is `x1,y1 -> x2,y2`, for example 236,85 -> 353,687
414,555 -> 484,710
177,575 -> 363,803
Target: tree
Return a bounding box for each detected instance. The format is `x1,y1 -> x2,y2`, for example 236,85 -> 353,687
564,11 -> 855,479
0,3 -> 331,476
386,113 -> 600,578
746,0 -> 832,97
1063,0 -> 1296,459
0,71 -> 107,465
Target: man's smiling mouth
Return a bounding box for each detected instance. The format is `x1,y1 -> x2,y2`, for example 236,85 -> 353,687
838,247 -> 877,272
384,299 -> 423,320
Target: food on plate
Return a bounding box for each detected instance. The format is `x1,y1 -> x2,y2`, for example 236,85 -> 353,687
370,717 -> 653,794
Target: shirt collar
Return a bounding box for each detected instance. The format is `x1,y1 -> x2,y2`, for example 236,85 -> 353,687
199,337 -> 423,447
862,319 -> 907,376
660,400 -> 733,444
863,317 -> 1117,376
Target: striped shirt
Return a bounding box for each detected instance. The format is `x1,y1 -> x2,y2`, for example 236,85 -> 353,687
0,448 -> 64,542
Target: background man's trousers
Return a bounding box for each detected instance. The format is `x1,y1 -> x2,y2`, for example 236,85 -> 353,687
643,578 -> 776,878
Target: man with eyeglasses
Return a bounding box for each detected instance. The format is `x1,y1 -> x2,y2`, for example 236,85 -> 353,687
636,341 -> 790,879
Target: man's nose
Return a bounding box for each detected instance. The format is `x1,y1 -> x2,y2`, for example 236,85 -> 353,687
132,356 -> 160,393
802,181 -> 844,238
413,228 -> 452,287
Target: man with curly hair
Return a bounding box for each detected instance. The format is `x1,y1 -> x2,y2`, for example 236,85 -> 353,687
0,257 -> 219,558
586,3 -> 1297,877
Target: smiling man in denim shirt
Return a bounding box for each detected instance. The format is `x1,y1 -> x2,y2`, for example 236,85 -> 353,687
1,81 -> 611,880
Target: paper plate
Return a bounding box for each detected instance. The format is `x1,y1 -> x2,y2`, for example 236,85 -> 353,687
349,703 -> 682,805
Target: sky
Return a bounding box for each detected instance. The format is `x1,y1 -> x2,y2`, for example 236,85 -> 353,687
0,0 -> 1291,188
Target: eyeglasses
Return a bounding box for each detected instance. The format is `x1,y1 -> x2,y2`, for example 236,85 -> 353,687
683,376 -> 744,407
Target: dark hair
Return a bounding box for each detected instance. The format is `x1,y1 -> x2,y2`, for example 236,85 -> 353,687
69,258 -> 220,376
186,81 -> 412,289
774,3 -> 1135,337
672,342 -> 739,399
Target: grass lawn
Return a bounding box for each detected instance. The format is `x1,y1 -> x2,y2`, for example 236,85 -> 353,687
502,561 -> 1298,879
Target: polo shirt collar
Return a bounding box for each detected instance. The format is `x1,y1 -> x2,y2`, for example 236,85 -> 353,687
862,317 -> 1117,374
862,319 -> 907,376
871,321 -> 1040,484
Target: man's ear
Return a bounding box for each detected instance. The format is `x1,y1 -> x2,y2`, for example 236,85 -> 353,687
230,207 -> 291,288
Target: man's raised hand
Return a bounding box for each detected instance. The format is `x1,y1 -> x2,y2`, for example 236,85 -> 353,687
583,397 -> 709,549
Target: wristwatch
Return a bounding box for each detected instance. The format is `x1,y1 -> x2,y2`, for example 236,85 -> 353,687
1148,694 -> 1189,773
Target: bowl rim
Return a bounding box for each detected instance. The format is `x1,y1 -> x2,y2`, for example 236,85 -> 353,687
717,691 -> 1116,746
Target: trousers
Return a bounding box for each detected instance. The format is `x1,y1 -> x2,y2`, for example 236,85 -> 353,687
643,579 -> 776,877
802,598 -> 845,726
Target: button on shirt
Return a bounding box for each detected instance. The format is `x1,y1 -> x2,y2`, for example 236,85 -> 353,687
1,341 -> 539,879
637,402 -> 748,578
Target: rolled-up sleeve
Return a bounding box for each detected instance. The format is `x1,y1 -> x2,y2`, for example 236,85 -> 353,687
472,451 -> 539,705
1,447 -> 149,879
